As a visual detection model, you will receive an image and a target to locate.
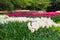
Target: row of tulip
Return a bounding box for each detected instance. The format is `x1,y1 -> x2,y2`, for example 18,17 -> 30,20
0,16 -> 60,33
7,12 -> 60,17
27,17 -> 60,32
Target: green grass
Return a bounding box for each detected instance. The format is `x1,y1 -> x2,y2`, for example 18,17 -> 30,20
0,22 -> 60,40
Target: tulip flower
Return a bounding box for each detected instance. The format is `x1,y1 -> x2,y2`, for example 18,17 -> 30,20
0,16 -> 60,33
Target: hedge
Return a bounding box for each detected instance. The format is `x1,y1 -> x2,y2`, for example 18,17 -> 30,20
0,0 -> 51,11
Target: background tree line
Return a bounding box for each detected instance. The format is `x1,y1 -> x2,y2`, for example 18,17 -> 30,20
0,0 -> 60,12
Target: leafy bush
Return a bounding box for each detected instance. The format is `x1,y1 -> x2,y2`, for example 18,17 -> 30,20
1,0 -> 60,11
0,0 -> 14,13
33,0 -> 51,11
0,0 -> 51,11
0,22 -> 60,40
46,0 -> 60,11
11,0 -> 23,9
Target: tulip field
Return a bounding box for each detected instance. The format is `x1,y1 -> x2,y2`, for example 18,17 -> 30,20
0,12 -> 60,40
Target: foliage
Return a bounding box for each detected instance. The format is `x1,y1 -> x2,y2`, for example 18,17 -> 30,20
46,0 -> 60,11
51,15 -> 60,22
0,0 -> 60,11
23,0 -> 51,11
0,22 -> 60,40
0,0 -> 14,13
34,0 -> 51,11
11,0 -> 23,9
0,0 -> 51,11
11,0 -> 33,10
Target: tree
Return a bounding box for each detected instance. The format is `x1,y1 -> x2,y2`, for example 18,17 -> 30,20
0,0 -> 51,11
46,0 -> 60,11
0,0 -> 14,12
11,0 -> 24,9
34,0 -> 51,11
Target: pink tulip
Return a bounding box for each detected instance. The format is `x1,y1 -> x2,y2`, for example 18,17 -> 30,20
7,12 -> 60,17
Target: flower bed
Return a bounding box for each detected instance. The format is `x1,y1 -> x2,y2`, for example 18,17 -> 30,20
7,12 -> 60,17
0,13 -> 60,40
0,16 -> 60,32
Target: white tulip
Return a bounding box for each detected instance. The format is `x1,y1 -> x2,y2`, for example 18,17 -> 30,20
0,16 -> 60,33
28,22 -> 40,32
28,22 -> 35,32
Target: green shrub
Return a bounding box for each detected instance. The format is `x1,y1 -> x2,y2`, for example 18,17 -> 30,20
0,0 -> 51,11
0,0 -> 14,13
0,22 -> 60,40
